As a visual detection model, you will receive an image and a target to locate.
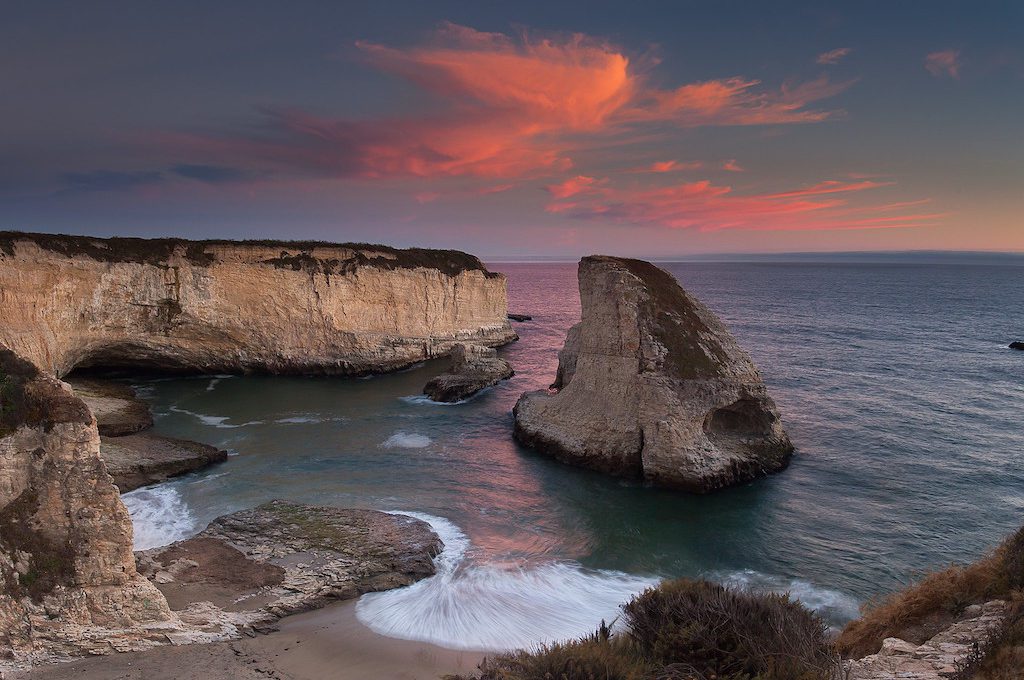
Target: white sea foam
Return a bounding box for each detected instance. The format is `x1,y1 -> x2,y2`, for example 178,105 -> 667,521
169,405 -> 264,428
274,415 -> 344,424
356,512 -> 659,651
399,395 -> 467,406
205,375 -> 233,392
122,485 -> 201,550
381,432 -> 433,448
716,569 -> 861,625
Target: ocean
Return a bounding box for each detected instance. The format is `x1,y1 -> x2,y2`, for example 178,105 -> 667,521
121,260 -> 1024,651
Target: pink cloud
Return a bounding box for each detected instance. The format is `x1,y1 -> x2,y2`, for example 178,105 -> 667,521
722,159 -> 745,172
925,50 -> 961,79
632,160 -> 705,173
545,176 -> 942,232
169,23 -> 853,181
546,175 -> 604,199
817,48 -> 852,65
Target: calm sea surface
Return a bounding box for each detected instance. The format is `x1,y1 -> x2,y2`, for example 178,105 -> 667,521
122,262 -> 1024,650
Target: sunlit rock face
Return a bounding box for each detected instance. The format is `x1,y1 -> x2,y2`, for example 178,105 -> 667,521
0,232 -> 517,378
0,349 -> 174,660
514,255 -> 793,493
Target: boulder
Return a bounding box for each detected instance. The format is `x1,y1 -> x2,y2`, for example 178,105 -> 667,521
513,256 -> 793,493
508,313 -> 532,322
1010,341 -> 1024,350
423,343 -> 514,402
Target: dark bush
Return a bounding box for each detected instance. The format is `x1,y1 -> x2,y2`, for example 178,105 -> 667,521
448,579 -> 838,680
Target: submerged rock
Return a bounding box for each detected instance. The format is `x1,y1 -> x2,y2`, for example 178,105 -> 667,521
1010,341 -> 1024,350
422,343 -> 514,402
136,501 -> 442,622
100,432 -> 228,492
513,256 -> 793,493
508,313 -> 532,322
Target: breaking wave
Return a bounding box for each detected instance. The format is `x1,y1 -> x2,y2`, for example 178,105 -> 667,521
715,569 -> 861,627
122,484 -> 201,550
169,405 -> 264,428
355,512 -> 659,651
381,432 -> 433,448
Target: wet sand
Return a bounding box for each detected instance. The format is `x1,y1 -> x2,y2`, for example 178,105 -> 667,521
21,600 -> 488,680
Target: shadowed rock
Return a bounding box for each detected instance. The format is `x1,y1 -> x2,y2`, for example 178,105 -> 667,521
1010,341 -> 1024,351
100,433 -> 228,492
422,343 -> 513,402
513,255 -> 793,493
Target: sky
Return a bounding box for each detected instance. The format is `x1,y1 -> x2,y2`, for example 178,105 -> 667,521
2,1 -> 1022,256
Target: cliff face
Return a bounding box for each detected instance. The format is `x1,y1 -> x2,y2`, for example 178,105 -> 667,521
0,232 -> 516,377
514,256 -> 793,492
0,349 -> 172,658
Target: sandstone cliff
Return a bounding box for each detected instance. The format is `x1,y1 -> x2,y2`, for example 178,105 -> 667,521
0,231 -> 516,377
0,349 -> 174,660
513,256 -> 793,492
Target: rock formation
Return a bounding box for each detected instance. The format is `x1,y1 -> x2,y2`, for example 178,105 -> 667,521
0,231 -> 517,377
137,501 -> 441,625
0,348 -> 175,662
0,232 -> 512,670
1010,341 -> 1024,351
65,377 -> 227,492
845,600 -> 1007,679
422,343 -> 514,402
513,256 -> 793,493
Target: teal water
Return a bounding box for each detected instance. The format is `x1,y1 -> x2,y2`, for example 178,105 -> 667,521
122,262 -> 1024,650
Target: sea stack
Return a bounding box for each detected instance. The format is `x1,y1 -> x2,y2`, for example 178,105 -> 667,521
513,255 -> 793,493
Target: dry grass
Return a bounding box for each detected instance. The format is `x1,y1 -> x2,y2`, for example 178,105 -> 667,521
836,525 -> 1024,659
447,579 -> 838,680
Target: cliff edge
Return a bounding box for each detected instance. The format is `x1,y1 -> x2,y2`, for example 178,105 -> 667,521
513,256 -> 792,492
0,231 -> 517,377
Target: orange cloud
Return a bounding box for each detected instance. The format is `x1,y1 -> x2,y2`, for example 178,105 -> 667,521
817,48 -> 852,65
545,177 -> 942,232
546,175 -> 604,199
170,23 -> 853,180
925,50 -> 961,79
632,160 -> 705,173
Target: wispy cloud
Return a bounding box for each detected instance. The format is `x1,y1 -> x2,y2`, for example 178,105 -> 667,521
166,22 -> 853,181
722,159 -> 745,172
60,169 -> 163,192
925,49 -> 961,79
630,160 -> 705,173
817,48 -> 852,65
544,176 -> 942,232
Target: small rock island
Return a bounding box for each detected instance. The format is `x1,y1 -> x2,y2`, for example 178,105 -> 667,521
422,343 -> 514,402
514,255 -> 793,493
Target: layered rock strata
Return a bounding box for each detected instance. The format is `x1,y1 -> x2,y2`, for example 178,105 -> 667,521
0,231 -> 517,377
513,256 -> 793,492
422,343 -> 514,402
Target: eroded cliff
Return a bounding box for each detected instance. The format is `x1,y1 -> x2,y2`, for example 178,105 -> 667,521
0,231 -> 516,377
514,255 -> 793,492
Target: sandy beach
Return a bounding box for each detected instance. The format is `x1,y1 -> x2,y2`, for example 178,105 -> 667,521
21,600 -> 488,680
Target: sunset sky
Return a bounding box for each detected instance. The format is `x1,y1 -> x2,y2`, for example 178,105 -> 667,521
3,1 -> 1022,255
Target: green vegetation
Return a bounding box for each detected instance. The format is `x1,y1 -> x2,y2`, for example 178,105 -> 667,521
447,579 -> 839,680
837,525 -> 1024,659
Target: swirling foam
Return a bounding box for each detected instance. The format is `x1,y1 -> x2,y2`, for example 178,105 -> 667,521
122,484 -> 200,550
169,405 -> 264,428
381,432 -> 433,448
356,512 -> 659,651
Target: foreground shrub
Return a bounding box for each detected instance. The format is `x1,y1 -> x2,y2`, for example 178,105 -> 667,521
970,597 -> 1024,680
836,525 -> 1024,658
624,580 -> 838,680
448,579 -> 838,680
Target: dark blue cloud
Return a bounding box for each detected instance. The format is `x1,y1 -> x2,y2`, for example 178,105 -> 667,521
59,170 -> 164,192
171,164 -> 252,183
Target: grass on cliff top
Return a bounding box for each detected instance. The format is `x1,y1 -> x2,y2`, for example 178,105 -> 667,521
447,578 -> 839,680
836,524 -> 1024,659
